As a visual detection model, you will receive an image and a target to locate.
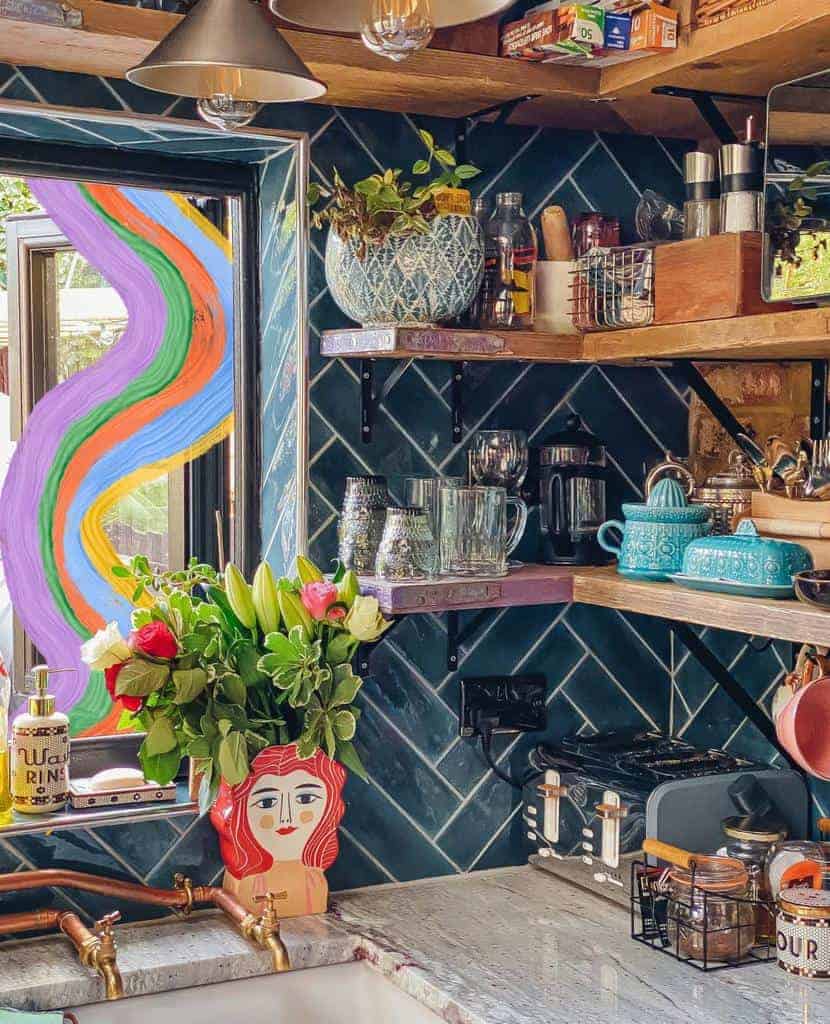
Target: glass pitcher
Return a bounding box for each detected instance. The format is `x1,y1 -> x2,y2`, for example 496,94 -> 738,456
439,485 -> 527,577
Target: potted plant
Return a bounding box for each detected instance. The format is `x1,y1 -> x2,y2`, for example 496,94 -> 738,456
310,129 -> 484,328
80,554 -> 392,918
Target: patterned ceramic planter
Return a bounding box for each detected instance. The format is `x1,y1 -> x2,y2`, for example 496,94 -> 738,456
325,215 -> 485,327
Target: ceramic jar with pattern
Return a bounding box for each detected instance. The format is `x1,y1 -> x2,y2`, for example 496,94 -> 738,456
337,475 -> 389,575
325,215 -> 485,328
597,477 -> 711,581
681,519 -> 813,591
777,890 -> 830,978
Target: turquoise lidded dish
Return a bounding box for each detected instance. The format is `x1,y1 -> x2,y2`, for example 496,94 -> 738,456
677,518 -> 813,594
597,476 -> 711,581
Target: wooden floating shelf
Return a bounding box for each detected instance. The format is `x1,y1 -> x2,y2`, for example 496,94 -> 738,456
359,564 -> 576,615
322,308 -> 830,365
362,563 -> 830,646
3,1 -> 830,137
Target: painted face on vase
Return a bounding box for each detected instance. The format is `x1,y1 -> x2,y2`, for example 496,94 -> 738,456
248,770 -> 328,862
211,744 -> 347,879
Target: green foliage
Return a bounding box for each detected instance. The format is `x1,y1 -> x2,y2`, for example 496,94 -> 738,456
768,160 -> 830,269
308,130 -> 480,258
0,177 -> 39,288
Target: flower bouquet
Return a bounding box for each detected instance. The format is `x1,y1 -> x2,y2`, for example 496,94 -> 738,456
81,555 -> 392,812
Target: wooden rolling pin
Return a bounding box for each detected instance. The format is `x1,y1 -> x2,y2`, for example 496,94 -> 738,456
540,206 -> 574,262
820,818 -> 830,834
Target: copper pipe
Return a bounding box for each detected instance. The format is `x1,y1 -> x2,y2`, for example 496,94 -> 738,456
0,869 -> 290,972
0,907 -> 63,935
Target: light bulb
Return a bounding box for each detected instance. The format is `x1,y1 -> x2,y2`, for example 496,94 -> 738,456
360,0 -> 434,62
197,94 -> 262,131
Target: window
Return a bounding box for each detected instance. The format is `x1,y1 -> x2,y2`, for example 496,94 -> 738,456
0,174 -> 248,741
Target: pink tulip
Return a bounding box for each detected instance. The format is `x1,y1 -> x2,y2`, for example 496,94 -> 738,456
327,605 -> 346,622
300,581 -> 339,620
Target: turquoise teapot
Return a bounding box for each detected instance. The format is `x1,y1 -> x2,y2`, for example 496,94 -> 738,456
597,476 -> 711,581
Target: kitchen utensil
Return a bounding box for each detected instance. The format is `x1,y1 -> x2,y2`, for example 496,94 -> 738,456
469,430 -> 528,492
776,673 -> 830,780
438,485 -> 527,577
374,506 -> 437,581
807,438 -> 830,496
597,476 -> 711,581
540,206 -> 574,261
525,729 -> 807,907
720,131 -> 763,233
403,475 -> 464,534
677,518 -> 813,594
683,151 -> 720,239
777,890 -> 830,979
794,569 -> 830,609
538,414 -> 612,566
337,475 -> 389,574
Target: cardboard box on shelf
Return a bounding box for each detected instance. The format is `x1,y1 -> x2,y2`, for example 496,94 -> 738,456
501,5 -> 605,60
629,1 -> 678,52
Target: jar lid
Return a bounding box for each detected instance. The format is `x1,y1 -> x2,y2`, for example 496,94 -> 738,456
670,856 -> 749,893
703,451 -> 758,491
542,414 -> 604,456
779,889 -> 830,919
722,815 -> 788,843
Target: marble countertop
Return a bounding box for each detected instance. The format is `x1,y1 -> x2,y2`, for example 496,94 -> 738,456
2,867 -> 829,1023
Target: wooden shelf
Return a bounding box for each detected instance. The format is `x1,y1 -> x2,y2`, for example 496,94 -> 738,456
573,566 -> 830,647
322,309 -> 830,365
361,563 -> 830,646
359,564 -> 576,615
3,1 -> 830,137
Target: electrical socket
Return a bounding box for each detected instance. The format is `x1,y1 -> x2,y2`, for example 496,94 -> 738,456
459,675 -> 547,739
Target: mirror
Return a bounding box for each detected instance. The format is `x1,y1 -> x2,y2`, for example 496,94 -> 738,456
764,68 -> 830,303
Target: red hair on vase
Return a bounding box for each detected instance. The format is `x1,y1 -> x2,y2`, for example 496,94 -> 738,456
211,744 -> 346,917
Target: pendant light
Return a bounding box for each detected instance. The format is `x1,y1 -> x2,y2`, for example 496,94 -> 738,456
127,0 -> 326,131
270,0 -> 513,36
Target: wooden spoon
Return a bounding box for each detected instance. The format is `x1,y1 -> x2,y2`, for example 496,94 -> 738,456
540,205 -> 574,262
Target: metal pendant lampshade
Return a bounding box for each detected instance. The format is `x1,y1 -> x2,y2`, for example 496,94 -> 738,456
127,0 -> 326,114
269,0 -> 513,32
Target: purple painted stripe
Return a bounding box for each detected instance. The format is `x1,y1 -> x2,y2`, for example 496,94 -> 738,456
0,179 -> 167,708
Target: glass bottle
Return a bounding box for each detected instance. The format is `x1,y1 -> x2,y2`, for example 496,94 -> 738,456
478,192 -> 538,330
717,817 -> 787,942
0,664 -> 11,823
464,196 -> 491,327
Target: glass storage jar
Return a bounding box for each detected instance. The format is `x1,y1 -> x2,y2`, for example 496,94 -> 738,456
766,840 -> 830,899
717,817 -> 787,942
668,858 -> 756,962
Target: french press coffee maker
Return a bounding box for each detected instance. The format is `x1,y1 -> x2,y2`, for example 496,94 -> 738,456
538,414 -> 612,565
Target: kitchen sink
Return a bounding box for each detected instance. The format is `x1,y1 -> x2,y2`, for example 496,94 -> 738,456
70,961 -> 440,1023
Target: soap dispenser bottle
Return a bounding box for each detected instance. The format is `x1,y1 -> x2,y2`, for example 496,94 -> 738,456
12,665 -> 70,814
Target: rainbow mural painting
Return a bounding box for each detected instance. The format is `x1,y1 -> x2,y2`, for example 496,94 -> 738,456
0,181 -> 235,737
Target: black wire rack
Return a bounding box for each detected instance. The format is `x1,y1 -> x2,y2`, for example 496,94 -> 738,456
630,860 -> 776,972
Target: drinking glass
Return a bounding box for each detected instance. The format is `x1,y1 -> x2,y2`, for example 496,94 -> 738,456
470,430 -> 529,492
439,486 -> 528,577
374,507 -> 438,581
403,476 -> 464,534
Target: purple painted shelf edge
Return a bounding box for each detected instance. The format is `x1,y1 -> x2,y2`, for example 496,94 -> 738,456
320,327 -> 509,358
359,565 -> 576,615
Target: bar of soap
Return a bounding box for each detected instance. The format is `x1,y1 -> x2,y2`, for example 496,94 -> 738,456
88,767 -> 146,792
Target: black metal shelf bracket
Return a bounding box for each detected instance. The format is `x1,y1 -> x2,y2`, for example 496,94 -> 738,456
651,86 -> 765,145
453,94 -> 541,165
671,359 -> 760,454
446,607 -> 501,672
671,620 -> 798,769
810,359 -> 830,440
359,357 -> 415,444
451,361 -> 464,444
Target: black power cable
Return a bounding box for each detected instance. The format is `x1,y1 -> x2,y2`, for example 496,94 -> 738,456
475,713 -> 533,791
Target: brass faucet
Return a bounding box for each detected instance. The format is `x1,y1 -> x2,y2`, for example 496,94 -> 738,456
74,911 -> 124,1001
240,891 -> 290,972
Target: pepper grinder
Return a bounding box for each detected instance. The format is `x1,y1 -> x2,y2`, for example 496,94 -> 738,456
719,116 -> 763,234
683,151 -> 720,239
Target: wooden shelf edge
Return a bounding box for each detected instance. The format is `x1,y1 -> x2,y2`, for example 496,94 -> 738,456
320,327 -> 586,363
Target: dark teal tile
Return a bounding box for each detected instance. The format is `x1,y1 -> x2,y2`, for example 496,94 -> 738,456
91,818 -> 181,879
437,766 -> 521,870
386,614 -> 448,689
562,655 -> 655,733
571,142 -> 642,243
144,816 -> 223,890
600,365 -> 690,457
598,132 -> 686,209
328,828 -> 392,890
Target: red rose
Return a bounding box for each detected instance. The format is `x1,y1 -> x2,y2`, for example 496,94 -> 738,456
129,621 -> 178,659
105,663 -> 142,713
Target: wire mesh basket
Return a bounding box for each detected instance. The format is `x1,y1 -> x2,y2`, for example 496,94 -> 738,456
571,243 -> 656,331
630,860 -> 776,972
